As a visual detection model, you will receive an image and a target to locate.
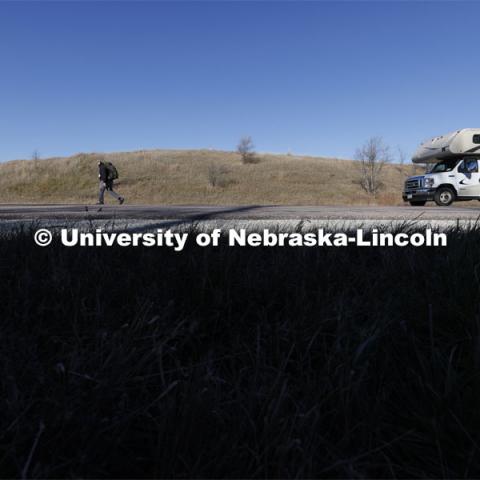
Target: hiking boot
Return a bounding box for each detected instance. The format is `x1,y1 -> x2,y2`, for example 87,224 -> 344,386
96,201 -> 104,205
119,197 -> 125,205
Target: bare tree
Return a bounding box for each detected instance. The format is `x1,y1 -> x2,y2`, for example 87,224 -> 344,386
397,146 -> 406,165
237,136 -> 258,164
355,137 -> 391,196
32,149 -> 41,173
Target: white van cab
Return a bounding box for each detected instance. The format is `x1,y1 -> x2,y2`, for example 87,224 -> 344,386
403,129 -> 480,206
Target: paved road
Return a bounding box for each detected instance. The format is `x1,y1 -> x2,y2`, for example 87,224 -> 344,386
1,203 -> 480,221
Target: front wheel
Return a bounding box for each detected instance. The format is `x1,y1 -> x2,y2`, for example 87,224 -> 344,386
434,187 -> 455,206
409,201 -> 426,206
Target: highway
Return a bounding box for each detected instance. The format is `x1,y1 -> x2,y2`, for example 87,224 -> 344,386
1,204 -> 479,231
1,203 -> 480,220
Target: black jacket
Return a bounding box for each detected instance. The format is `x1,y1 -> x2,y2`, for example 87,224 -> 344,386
98,163 -> 108,182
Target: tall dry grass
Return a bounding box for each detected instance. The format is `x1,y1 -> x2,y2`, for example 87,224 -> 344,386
0,149 -> 419,205
1,225 -> 480,477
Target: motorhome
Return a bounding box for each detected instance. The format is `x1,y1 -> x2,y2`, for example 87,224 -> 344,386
403,128 -> 480,206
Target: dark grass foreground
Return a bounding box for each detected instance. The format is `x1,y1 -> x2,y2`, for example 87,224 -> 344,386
1,226 -> 480,478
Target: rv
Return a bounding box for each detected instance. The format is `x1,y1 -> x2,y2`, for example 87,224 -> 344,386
403,128 -> 480,206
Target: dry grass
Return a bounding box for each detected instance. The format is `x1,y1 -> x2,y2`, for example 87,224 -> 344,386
0,149 -> 423,205
2,225 -> 480,477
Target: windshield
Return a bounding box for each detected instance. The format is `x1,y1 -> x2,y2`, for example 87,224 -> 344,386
429,159 -> 459,173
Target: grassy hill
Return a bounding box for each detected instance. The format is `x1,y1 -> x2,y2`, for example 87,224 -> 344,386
0,149 -> 422,205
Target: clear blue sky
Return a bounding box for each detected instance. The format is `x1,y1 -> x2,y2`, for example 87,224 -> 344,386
1,1 -> 479,162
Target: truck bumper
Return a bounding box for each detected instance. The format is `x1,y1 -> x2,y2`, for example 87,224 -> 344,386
402,188 -> 436,202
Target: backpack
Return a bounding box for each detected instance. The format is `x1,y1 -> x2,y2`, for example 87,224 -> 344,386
105,162 -> 119,180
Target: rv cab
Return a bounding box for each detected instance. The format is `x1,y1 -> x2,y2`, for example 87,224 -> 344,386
403,129 -> 480,206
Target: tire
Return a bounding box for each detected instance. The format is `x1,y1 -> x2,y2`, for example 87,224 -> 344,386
409,201 -> 426,206
434,187 -> 455,206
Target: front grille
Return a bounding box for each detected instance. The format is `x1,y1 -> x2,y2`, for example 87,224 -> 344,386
405,178 -> 421,190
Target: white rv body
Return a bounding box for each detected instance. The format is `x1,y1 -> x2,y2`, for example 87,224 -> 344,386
412,128 -> 480,163
404,128 -> 480,206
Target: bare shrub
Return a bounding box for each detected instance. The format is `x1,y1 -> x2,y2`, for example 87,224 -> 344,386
207,164 -> 232,188
355,137 -> 391,196
237,136 -> 259,164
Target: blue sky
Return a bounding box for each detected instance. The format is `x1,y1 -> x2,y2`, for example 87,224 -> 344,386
0,1 -> 479,162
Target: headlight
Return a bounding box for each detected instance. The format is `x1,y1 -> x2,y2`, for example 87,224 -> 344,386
424,177 -> 434,188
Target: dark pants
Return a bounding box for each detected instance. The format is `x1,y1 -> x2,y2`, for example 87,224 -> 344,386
98,181 -> 122,203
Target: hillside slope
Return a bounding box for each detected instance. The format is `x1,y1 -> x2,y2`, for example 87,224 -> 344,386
0,149 -> 421,205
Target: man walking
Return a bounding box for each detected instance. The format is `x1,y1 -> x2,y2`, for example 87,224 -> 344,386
97,161 -> 125,205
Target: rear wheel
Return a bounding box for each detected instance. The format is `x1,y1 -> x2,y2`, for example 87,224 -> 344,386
434,187 -> 455,206
409,201 -> 426,206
